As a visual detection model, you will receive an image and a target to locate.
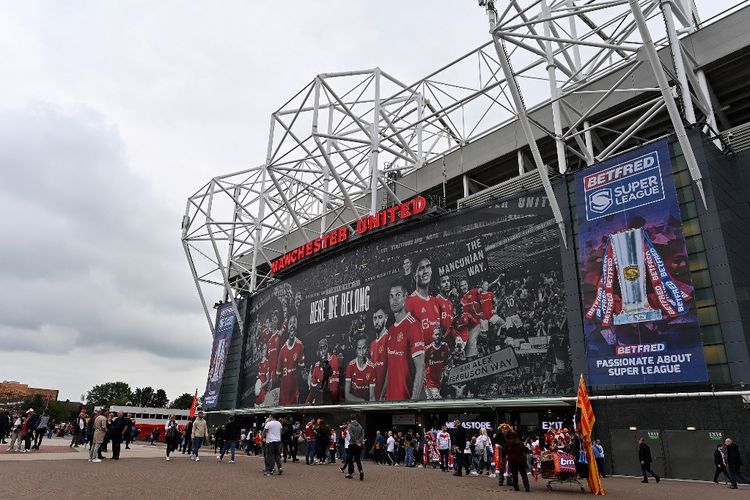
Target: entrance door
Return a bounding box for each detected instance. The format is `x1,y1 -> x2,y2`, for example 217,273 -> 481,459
609,429 -> 665,477
663,430 -> 725,480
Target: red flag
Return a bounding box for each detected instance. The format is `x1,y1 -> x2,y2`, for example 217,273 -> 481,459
189,389 -> 198,418
577,374 -> 606,495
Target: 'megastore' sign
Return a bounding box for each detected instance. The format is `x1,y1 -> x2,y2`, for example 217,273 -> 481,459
271,196 -> 427,274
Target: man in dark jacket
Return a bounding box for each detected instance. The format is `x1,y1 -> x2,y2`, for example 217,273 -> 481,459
110,411 -> 129,460
24,409 -> 40,451
182,418 -> 194,454
725,437 -> 750,489
452,419 -> 467,477
219,415 -> 241,463
638,437 -> 660,483
714,443 -> 729,484
122,413 -> 134,449
70,412 -> 86,447
0,410 -> 9,443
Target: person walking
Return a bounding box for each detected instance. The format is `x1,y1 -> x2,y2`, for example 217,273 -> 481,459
714,443 -> 730,484
219,415 -> 241,463
725,437 -> 750,489
373,431 -> 385,465
505,431 -> 531,492
593,439 -> 607,477
191,411 -> 209,462
343,415 -> 365,480
291,421 -> 301,462
452,419 -> 467,477
476,428 -> 491,475
32,409 -> 50,450
181,417 -> 193,454
263,415 -> 283,476
638,437 -> 660,483
161,415 -> 178,461
89,409 -> 108,463
437,425 -> 452,471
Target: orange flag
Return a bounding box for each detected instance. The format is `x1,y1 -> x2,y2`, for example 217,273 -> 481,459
189,389 -> 198,418
577,374 -> 606,495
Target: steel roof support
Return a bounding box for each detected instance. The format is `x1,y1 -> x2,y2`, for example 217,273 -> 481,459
629,0 -> 707,208
487,3 -> 568,248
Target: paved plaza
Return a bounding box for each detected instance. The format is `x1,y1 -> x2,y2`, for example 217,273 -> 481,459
1,437 -> 746,499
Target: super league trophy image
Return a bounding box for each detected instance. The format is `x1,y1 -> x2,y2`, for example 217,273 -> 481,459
611,227 -> 662,325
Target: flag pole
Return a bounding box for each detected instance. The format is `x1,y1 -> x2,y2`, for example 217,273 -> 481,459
577,373 -> 606,495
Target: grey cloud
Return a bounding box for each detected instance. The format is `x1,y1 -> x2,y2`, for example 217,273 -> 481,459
0,104 -> 210,360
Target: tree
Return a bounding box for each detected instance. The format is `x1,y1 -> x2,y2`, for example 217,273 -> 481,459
170,393 -> 194,410
153,389 -> 169,408
85,382 -> 133,407
132,387 -> 155,407
132,387 -> 169,408
21,395 -> 74,423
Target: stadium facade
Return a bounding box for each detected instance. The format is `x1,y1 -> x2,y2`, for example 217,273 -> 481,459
183,1 -> 750,481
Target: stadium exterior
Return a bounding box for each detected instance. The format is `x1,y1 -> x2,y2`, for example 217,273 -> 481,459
182,1 -> 750,481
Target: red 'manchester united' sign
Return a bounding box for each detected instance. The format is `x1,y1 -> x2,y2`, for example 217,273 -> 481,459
271,196 -> 427,274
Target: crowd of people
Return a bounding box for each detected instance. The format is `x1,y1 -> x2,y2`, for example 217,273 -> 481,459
0,408 -> 55,452
3,405 -> 750,490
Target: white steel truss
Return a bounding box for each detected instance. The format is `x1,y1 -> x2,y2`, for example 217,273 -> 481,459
183,0 -> 735,335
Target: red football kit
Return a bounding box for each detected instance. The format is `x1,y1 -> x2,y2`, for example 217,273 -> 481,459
369,332 -> 388,400
479,291 -> 496,320
424,342 -> 450,388
256,357 -> 270,404
345,359 -> 376,400
435,293 -> 455,335
276,338 -> 305,405
306,354 -> 342,402
460,288 -> 482,320
267,331 -> 282,381
453,311 -> 479,343
405,291 -> 442,345
385,314 -> 424,401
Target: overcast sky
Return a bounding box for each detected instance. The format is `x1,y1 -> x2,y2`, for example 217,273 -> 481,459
0,1 -> 737,403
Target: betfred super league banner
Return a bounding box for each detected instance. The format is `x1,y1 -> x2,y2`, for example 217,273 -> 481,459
239,191 -> 573,408
203,303 -> 237,409
576,139 -> 707,385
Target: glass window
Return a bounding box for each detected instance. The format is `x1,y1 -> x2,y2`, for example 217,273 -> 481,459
681,218 -> 701,237
700,325 -> 723,345
677,186 -> 695,204
698,306 -> 720,326
673,170 -> 691,188
680,201 -> 698,221
708,364 -> 731,385
694,287 -> 716,309
685,235 -> 704,254
691,269 -> 712,289
704,344 -> 727,364
688,251 -> 708,272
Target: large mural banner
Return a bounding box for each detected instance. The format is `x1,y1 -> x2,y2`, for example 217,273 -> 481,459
239,191 -> 573,407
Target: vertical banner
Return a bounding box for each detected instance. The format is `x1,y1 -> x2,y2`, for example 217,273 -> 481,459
203,303 -> 237,409
576,139 -> 707,385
